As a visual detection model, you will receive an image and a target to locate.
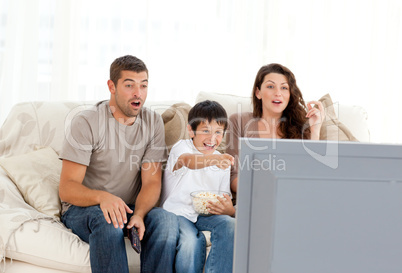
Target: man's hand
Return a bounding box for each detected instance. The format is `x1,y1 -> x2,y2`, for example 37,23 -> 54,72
127,214 -> 146,240
125,161 -> 163,241
99,192 -> 133,229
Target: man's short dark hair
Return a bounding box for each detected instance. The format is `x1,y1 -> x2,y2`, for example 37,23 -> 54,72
110,55 -> 148,86
188,100 -> 228,133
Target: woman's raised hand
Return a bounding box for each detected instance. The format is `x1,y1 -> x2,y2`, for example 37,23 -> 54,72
306,101 -> 326,139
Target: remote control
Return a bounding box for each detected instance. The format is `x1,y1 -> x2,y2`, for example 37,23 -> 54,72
128,227 -> 141,254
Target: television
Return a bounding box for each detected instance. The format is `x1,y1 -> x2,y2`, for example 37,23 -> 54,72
233,138 -> 402,273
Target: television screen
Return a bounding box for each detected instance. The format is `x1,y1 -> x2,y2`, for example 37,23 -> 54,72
234,138 -> 402,273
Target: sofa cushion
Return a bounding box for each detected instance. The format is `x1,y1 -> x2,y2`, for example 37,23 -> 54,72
5,219 -> 91,273
0,167 -> 140,273
0,101 -> 98,158
162,102 -> 192,152
0,147 -> 62,218
195,91 -> 253,118
334,103 -> 370,142
318,94 -> 358,141
0,166 -> 90,272
195,92 -> 253,153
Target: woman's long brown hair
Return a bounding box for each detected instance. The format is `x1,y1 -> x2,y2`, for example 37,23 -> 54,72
252,63 -> 311,139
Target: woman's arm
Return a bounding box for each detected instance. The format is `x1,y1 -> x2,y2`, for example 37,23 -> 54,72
226,113 -> 242,191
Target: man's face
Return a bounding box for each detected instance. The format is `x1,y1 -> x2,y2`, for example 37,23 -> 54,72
188,120 -> 225,155
108,70 -> 148,125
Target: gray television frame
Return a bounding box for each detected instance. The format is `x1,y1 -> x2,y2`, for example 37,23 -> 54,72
233,138 -> 402,273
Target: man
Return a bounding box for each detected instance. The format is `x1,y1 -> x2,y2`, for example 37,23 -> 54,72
59,55 -> 179,273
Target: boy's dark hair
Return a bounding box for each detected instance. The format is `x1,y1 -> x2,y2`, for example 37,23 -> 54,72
188,100 -> 228,133
110,55 -> 148,86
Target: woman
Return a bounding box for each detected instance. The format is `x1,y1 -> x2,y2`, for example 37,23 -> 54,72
226,63 -> 325,191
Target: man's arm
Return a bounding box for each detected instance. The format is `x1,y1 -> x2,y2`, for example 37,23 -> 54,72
127,161 -> 163,240
59,159 -> 133,229
173,153 -> 234,171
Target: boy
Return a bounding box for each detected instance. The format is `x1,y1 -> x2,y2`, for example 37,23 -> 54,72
160,100 -> 236,273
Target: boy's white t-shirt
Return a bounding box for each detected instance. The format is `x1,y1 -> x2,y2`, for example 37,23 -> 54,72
161,139 -> 231,222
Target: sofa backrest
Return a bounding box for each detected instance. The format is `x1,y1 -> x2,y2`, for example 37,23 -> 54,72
196,91 -> 370,143
0,101 -> 96,158
0,92 -> 370,158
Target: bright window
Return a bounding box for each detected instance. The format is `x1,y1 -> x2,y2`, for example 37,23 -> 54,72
0,0 -> 401,143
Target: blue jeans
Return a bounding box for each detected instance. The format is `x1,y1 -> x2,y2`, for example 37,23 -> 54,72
61,205 -> 179,273
176,215 -> 235,273
175,216 -> 206,273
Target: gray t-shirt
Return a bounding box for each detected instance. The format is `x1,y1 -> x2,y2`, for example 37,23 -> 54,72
60,100 -> 167,215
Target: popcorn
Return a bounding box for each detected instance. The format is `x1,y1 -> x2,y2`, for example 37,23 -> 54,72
190,191 -> 228,215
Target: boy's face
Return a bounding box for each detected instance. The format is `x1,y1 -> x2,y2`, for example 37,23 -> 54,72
188,120 -> 225,155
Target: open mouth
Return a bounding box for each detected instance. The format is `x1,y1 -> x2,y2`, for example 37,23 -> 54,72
131,101 -> 141,107
272,100 -> 282,104
204,143 -> 216,149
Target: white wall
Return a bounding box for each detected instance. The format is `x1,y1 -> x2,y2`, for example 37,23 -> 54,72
0,0 -> 401,143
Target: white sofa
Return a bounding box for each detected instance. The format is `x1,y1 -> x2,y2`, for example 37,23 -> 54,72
0,91 -> 370,273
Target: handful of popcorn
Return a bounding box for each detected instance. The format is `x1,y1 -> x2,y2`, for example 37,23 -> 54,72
190,191 -> 231,215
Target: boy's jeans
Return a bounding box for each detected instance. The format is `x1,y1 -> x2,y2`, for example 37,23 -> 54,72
61,205 -> 179,273
176,214 -> 235,273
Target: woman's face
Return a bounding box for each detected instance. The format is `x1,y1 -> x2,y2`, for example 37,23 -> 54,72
255,73 -> 290,118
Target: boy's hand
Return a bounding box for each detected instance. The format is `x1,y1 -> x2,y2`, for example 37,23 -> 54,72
214,154 -> 234,170
207,193 -> 235,216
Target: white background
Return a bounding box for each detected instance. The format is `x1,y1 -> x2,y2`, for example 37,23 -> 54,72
0,0 -> 401,144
